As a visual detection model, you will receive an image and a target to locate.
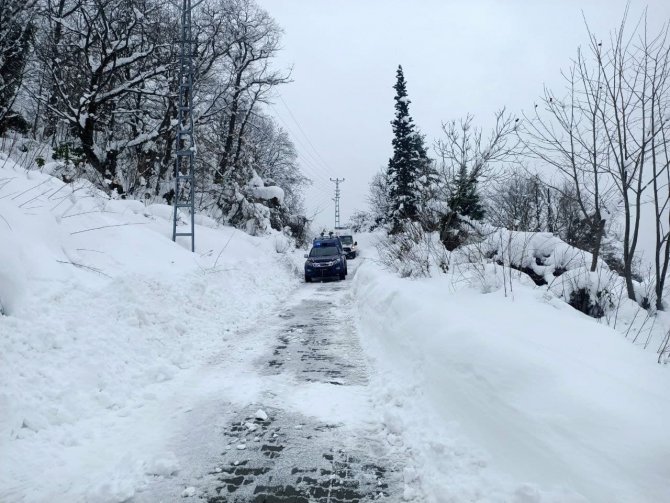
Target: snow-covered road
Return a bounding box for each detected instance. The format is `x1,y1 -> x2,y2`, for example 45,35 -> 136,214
135,259 -> 403,502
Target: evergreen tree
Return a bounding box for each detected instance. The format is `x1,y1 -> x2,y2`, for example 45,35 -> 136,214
449,165 -> 485,220
409,130 -> 439,223
387,65 -> 423,232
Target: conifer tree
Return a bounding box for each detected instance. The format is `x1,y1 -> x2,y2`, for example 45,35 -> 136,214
387,65 -> 422,232
409,130 -> 439,223
449,165 -> 485,220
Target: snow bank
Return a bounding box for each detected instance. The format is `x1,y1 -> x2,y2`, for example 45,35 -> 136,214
0,159 -> 299,501
353,244 -> 670,502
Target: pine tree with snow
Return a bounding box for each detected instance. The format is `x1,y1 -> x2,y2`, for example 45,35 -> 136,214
386,65 -> 423,233
409,130 -> 440,226
449,165 -> 485,221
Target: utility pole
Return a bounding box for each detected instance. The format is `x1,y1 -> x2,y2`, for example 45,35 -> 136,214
172,0 -> 196,252
330,177 -> 345,230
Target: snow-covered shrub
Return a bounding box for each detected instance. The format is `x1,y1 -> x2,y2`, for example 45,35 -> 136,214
456,229 -> 591,283
274,233 -> 291,254
248,170 -> 284,206
549,268 -> 619,319
438,212 -> 469,251
569,288 -> 606,318
377,222 -> 447,278
283,216 -> 310,248
456,262 -> 504,294
448,227 -> 648,319
347,210 -> 379,233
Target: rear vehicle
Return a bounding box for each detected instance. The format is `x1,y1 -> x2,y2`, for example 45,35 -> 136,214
304,240 -> 347,282
313,237 -> 347,275
337,234 -> 358,259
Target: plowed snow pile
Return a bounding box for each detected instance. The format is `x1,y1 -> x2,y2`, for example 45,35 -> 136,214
0,157 -> 298,501
354,234 -> 670,503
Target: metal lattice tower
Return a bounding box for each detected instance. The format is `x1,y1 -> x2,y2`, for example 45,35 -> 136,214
330,178 -> 345,229
172,0 -> 196,252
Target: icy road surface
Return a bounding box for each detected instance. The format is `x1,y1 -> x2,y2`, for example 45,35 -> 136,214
135,259 -> 404,502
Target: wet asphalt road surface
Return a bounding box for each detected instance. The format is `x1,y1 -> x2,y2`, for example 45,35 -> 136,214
202,274 -> 401,502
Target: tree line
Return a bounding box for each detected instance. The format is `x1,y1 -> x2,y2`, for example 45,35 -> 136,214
0,0 -> 308,238
364,11 -> 670,312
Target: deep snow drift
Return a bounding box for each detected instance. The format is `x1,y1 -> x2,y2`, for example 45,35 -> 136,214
354,233 -> 670,503
0,156 -> 301,501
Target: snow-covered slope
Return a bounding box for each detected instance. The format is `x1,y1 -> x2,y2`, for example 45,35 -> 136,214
0,157 -> 300,501
354,234 -> 670,503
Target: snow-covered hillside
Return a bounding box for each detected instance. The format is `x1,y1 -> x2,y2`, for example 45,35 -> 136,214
0,157 -> 301,501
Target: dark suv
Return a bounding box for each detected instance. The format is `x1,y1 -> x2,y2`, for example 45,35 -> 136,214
304,239 -> 347,282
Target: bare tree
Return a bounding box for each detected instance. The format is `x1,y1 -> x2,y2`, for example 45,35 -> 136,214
215,0 -> 291,181
434,109 -> 520,246
521,48 -> 615,272
437,110 -> 520,198
486,170 -> 547,232
645,22 -> 670,310
368,169 -> 390,227
37,0 -> 81,138
0,0 -> 37,132
588,11 -> 670,302
38,0 -> 171,187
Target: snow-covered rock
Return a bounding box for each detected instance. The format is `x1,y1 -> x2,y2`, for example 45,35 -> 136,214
254,409 -> 268,421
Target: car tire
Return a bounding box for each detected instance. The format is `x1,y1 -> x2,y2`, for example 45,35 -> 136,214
305,275 -> 311,283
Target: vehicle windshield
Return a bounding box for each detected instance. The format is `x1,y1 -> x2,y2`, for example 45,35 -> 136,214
309,246 -> 339,257
339,236 -> 353,245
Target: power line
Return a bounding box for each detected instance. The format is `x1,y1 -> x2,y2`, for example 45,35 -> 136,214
278,96 -> 334,173
268,104 -> 333,200
269,102 -> 333,182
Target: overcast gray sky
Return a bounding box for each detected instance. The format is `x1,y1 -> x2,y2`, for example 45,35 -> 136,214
256,0 -> 670,233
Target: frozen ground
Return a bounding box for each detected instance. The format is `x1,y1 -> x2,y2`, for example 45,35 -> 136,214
2,157 -> 669,502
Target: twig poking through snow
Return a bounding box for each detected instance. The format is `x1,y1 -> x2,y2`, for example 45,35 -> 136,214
70,222 -> 147,235
56,260 -> 111,277
213,229 -> 237,269
0,213 -> 11,231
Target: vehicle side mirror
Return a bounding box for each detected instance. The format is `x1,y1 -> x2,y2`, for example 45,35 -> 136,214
354,241 -> 358,246
304,254 -> 308,258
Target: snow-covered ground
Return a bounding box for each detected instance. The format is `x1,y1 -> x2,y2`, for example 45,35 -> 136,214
0,157 -> 302,501
3,155 -> 670,503
354,233 -> 670,503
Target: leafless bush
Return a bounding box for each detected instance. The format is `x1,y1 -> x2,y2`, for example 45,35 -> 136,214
658,330 -> 670,364
376,221 -> 447,278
